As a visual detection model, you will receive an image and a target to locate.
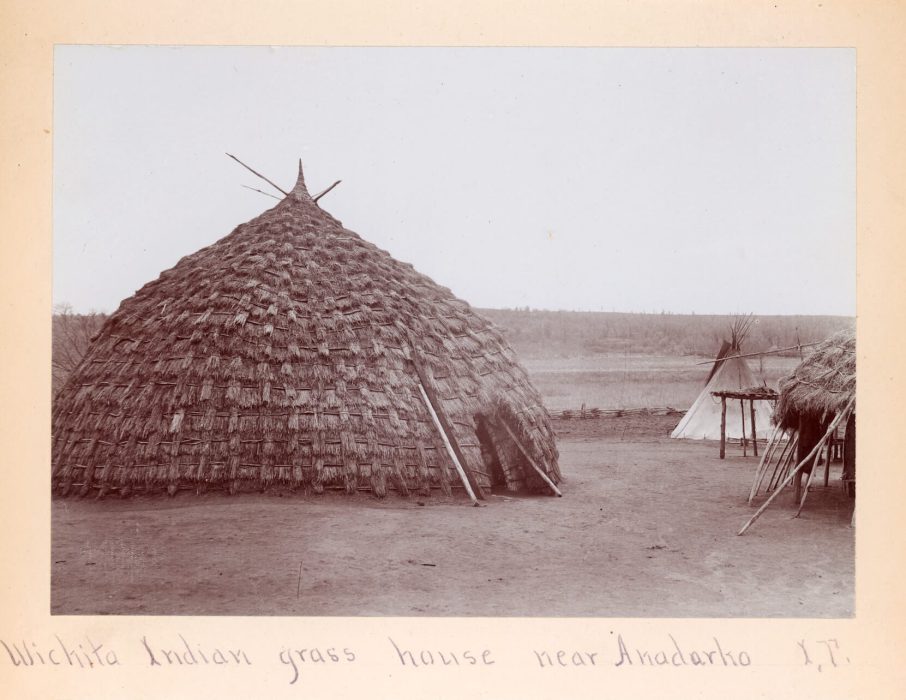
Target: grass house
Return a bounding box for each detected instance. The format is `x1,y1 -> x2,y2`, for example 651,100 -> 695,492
52,162 -> 561,500
774,327 -> 856,499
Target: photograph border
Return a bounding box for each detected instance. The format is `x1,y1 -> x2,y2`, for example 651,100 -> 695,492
2,1 -> 905,698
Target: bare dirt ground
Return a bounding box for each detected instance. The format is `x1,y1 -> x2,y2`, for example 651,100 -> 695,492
51,413 -> 854,617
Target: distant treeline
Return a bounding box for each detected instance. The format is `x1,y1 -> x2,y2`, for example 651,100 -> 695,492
479,308 -> 854,359
52,305 -> 107,396
51,306 -> 854,394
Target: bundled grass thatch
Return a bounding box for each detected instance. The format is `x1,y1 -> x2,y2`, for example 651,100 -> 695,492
773,327 -> 855,431
52,163 -> 560,499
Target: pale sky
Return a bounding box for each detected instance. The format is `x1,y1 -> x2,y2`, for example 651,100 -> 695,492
53,47 -> 855,316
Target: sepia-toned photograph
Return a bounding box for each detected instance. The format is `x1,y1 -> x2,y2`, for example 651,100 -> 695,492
51,46 -> 855,617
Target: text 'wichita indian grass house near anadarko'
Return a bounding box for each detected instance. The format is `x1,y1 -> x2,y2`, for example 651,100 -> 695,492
51,162 -> 562,501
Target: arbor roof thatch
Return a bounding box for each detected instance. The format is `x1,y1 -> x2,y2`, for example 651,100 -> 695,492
52,163 -> 560,498
773,327 -> 855,430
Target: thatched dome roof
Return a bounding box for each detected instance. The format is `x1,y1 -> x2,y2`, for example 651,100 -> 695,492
52,163 -> 560,498
774,327 -> 855,430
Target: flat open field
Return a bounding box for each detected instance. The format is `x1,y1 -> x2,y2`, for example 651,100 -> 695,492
51,413 -> 854,617
521,353 -> 801,412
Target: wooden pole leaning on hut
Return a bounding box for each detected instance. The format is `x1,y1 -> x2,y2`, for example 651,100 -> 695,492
415,382 -> 480,506
766,431 -> 789,488
794,447 -> 823,518
756,428 -> 786,492
409,350 -> 485,504
499,420 -> 562,497
748,423 -> 781,504
737,396 -> 855,536
795,427 -> 842,518
767,434 -> 798,493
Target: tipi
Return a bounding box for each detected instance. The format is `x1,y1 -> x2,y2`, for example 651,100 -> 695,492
670,318 -> 774,441
52,161 -> 561,500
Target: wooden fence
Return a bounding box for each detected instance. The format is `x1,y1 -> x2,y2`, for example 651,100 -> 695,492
553,406 -> 684,420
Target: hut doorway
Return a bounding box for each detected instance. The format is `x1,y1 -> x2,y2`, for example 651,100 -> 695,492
473,411 -> 561,496
794,416 -> 825,503
475,414 -> 511,492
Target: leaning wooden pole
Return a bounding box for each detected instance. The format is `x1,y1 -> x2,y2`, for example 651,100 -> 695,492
764,426 -> 785,466
765,433 -> 799,493
768,434 -> 797,493
410,350 -> 485,501
738,397 -> 854,535
794,446 -> 822,518
693,342 -> 821,364
766,430 -> 791,484
415,382 -> 479,506
500,421 -> 562,497
749,423 -> 780,504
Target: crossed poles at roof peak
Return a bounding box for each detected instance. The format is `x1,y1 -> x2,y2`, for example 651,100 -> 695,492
227,153 -> 341,203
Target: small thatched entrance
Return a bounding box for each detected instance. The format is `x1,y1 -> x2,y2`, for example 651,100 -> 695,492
473,403 -> 562,497
475,416 -> 509,490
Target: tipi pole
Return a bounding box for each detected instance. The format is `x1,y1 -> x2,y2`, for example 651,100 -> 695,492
738,397 -> 854,535
499,421 -> 562,497
415,381 -> 479,506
